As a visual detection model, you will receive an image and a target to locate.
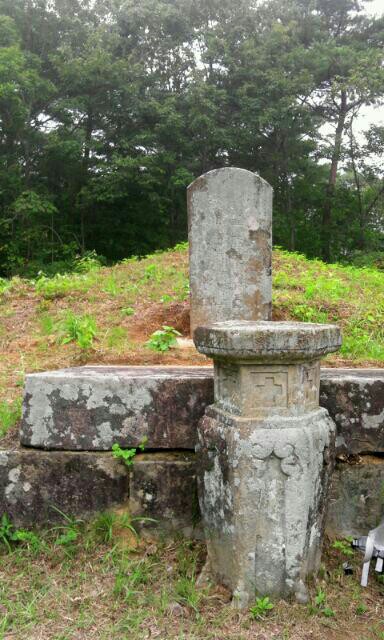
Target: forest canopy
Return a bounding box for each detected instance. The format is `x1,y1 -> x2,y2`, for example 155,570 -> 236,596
0,0 -> 383,276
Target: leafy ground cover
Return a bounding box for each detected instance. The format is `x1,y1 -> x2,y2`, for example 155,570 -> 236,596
0,516 -> 383,640
0,244 -> 383,439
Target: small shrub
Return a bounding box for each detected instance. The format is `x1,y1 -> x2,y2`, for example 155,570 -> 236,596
73,250 -> 103,273
35,273 -> 90,299
59,312 -> 97,350
249,596 -> 274,620
146,326 -> 181,352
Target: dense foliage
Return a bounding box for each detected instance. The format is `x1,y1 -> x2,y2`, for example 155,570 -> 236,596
0,0 -> 383,275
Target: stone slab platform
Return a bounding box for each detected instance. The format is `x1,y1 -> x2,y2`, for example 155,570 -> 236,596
321,368 -> 384,455
20,366 -> 384,455
21,366 -> 213,451
0,447 -> 200,532
0,447 -> 129,527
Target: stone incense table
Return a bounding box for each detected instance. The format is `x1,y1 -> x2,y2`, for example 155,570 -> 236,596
193,321 -> 341,606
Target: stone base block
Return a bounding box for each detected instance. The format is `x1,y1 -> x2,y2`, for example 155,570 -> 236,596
1,446 -> 383,540
326,456 -> 384,538
197,406 -> 335,605
130,452 -> 201,538
321,369 -> 384,455
0,448 -> 129,527
21,366 -> 213,450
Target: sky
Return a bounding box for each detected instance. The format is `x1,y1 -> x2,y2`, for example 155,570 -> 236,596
355,0 -> 384,137
365,0 -> 384,17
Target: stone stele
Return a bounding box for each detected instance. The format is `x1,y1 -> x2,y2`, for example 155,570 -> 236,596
194,320 -> 341,606
188,168 -> 273,335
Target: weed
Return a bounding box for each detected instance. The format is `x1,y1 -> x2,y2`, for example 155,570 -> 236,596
103,275 -> 120,296
113,557 -> 153,602
39,314 -> 55,335
0,277 -> 11,296
312,588 -> 336,618
0,514 -> 41,553
112,439 -> 147,468
174,574 -> 203,614
292,304 -> 328,323
0,514 -> 15,551
121,307 -> 135,316
332,539 -> 354,557
315,589 -> 326,607
49,508 -> 83,551
143,264 -> 159,281
173,241 -> 189,252
106,327 -> 127,349
356,602 -> 368,615
249,596 -> 274,620
58,312 -> 97,350
0,398 -> 22,438
160,294 -> 173,304
146,325 -> 181,352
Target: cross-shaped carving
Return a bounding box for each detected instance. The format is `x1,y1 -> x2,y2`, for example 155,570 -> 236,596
255,376 -> 284,405
242,370 -> 288,411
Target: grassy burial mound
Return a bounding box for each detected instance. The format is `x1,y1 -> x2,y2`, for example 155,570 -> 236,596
0,247 -> 383,637
0,244 -> 383,438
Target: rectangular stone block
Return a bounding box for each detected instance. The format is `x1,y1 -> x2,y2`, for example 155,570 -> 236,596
20,366 -> 384,456
320,369 -> 384,455
129,452 -> 201,537
326,456 -> 384,538
0,447 -> 128,527
21,366 -> 214,451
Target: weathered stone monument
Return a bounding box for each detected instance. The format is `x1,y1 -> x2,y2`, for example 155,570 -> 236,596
188,168 -> 273,335
189,168 -> 342,605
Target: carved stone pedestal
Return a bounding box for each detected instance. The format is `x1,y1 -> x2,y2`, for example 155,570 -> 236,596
194,321 -> 341,606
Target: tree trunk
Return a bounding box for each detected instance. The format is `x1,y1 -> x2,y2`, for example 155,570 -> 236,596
321,90 -> 347,262
349,126 -> 365,250
80,109 -> 93,253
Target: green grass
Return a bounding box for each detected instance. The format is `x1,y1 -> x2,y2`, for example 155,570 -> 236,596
273,249 -> 384,364
0,244 -> 383,416
0,515 -> 383,639
0,398 -> 22,438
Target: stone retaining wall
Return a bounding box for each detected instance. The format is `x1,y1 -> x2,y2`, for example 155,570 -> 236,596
0,366 -> 383,536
